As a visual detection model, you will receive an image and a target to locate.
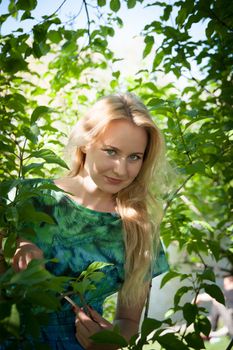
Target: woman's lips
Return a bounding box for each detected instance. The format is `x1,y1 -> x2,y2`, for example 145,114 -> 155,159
105,176 -> 123,185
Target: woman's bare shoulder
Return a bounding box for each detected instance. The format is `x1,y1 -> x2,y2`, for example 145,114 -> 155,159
54,176 -> 82,199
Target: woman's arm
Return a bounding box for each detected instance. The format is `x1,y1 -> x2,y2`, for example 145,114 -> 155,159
74,286 -> 148,349
113,290 -> 147,342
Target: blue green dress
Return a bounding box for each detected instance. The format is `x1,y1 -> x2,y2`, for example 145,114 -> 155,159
12,179 -> 169,349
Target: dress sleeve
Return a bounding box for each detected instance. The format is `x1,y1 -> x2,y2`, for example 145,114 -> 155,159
151,240 -> 169,278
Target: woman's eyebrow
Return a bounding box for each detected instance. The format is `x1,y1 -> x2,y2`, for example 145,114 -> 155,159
102,144 -> 144,154
102,144 -> 119,150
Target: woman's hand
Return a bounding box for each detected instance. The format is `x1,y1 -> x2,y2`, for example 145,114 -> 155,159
12,239 -> 44,272
75,306 -> 117,350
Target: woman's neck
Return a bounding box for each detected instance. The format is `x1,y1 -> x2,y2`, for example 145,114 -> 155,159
54,176 -> 116,213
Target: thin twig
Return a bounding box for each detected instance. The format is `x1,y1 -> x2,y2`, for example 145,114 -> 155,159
52,0 -> 68,16
196,251 -> 208,269
83,0 -> 91,44
164,173 -> 194,213
63,2 -> 84,26
173,107 -> 193,164
190,75 -> 213,96
63,295 -> 79,309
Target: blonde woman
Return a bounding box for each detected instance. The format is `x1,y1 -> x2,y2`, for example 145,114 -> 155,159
11,93 -> 169,350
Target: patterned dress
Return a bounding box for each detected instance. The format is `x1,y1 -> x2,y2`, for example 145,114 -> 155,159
5,179 -> 169,349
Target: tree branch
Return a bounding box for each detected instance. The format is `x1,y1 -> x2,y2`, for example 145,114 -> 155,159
209,9 -> 233,32
52,0 -> 68,16
164,173 -> 194,213
83,0 -> 91,44
173,107 -> 193,164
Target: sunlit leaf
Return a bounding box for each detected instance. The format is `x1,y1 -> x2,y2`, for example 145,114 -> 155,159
31,106 -> 51,124
30,149 -> 69,169
1,304 -> 20,338
160,270 -> 180,288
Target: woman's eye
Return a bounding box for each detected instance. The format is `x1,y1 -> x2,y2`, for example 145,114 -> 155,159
129,154 -> 141,161
104,149 -> 116,156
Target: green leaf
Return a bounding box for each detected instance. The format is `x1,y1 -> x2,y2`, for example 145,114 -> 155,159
176,6 -> 188,27
97,0 -> 106,6
161,4 -> 172,21
91,329 -> 128,347
203,283 -> 225,305
147,98 -> 168,108
206,20 -> 215,40
184,109 -> 199,118
10,261 -> 51,285
88,271 -> 105,282
185,161 -> 206,175
167,116 -> 176,130
26,290 -> 60,310
152,50 -> 164,70
112,70 -> 120,79
183,303 -> 198,326
174,286 -> 193,306
199,268 -> 215,282
143,36 -> 154,58
30,149 -> 69,169
2,232 -> 17,259
110,79 -> 118,89
141,318 -> 162,339
127,0 -> 136,9
3,57 -> 28,74
28,210 -> 54,225
110,0 -> 121,12
72,279 -> 92,295
22,125 -> 39,144
0,302 -> 12,320
47,30 -> 62,44
37,183 -> 66,192
17,201 -> 54,225
1,304 -> 20,338
21,10 -> 33,21
23,312 -> 41,338
145,20 -> 162,33
31,106 -> 51,124
160,270 -> 180,288
0,180 -> 21,198
194,314 -> 211,336
86,261 -> 113,273
22,162 -> 45,176
16,0 -> 37,11
185,332 -> 204,349
156,332 -> 189,350
5,207 -> 18,224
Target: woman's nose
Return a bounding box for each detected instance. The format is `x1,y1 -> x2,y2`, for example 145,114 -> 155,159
113,158 -> 127,177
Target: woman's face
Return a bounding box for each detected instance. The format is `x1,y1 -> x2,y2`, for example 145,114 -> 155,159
83,119 -> 148,195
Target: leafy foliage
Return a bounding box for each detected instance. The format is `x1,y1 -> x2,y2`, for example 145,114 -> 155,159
0,0 -> 232,349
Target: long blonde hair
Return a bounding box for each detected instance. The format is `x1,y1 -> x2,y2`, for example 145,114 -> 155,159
66,93 -> 166,305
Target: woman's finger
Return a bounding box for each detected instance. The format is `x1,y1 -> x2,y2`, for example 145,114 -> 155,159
25,252 -> 34,267
76,308 -> 102,333
18,255 -> 28,271
75,318 -> 91,348
76,309 -> 94,332
87,307 -> 113,329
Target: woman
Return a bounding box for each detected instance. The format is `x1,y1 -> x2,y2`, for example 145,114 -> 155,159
11,93 -> 169,349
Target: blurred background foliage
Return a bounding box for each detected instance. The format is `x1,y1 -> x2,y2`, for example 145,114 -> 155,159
0,0 -> 232,349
